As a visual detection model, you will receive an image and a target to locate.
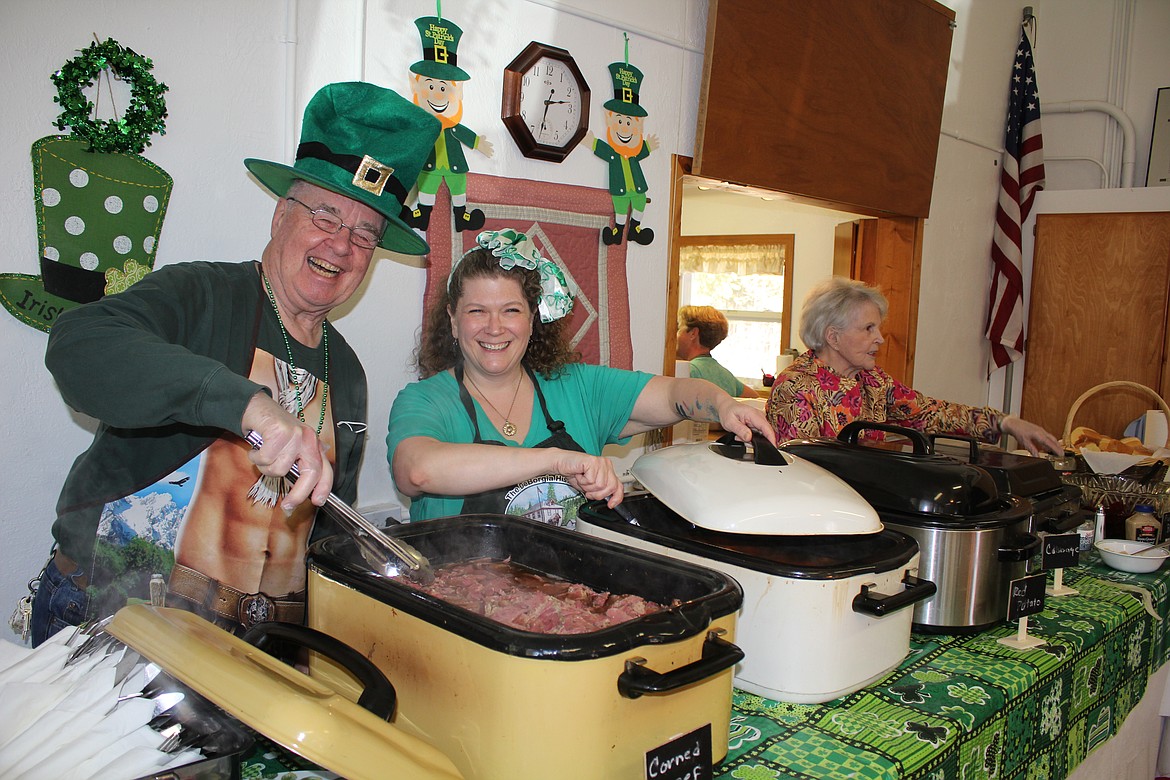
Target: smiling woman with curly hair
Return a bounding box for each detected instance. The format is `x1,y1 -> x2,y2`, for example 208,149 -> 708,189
414,246 -> 578,379
388,229 -> 777,524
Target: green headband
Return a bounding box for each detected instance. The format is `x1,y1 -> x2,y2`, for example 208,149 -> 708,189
449,229 -> 575,323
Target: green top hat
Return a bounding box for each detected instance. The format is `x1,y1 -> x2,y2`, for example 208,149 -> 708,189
603,61 -> 648,118
245,82 -> 440,256
409,16 -> 471,82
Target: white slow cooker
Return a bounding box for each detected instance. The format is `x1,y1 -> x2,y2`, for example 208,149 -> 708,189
577,436 -> 935,703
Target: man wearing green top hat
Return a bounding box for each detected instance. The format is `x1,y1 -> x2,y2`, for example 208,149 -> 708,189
27,82 -> 440,646
582,59 -> 659,246
402,14 -> 493,237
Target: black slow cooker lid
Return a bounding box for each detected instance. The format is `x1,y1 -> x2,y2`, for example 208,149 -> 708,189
930,433 -> 1064,498
306,514 -> 744,661
777,422 -> 1005,517
579,494 -> 920,579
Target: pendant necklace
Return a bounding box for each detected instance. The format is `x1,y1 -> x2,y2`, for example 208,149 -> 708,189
263,272 -> 329,434
466,371 -> 524,438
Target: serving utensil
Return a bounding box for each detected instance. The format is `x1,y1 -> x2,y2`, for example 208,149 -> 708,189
245,430 -> 434,584
1114,539 -> 1170,556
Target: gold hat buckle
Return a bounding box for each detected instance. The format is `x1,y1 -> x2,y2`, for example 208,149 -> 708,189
353,155 -> 394,196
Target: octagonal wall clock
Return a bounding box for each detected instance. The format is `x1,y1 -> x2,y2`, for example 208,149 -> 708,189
502,41 -> 590,163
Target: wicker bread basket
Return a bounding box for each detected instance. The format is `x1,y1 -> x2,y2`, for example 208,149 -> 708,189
1060,381 -> 1170,517
1062,380 -> 1170,449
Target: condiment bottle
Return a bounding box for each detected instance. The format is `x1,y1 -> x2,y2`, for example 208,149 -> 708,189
1104,501 -> 1129,540
1077,514 -> 1095,552
1124,504 -> 1162,544
1094,505 -> 1107,541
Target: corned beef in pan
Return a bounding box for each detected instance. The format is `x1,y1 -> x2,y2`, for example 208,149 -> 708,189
407,558 -> 673,634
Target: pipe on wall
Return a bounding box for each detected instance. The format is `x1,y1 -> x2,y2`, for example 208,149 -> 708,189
1045,100 -> 1137,188
282,0 -> 299,165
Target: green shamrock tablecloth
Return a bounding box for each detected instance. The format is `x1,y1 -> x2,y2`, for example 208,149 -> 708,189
715,555 -> 1169,780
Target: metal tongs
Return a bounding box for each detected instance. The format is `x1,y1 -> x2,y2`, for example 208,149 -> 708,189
245,430 -> 435,585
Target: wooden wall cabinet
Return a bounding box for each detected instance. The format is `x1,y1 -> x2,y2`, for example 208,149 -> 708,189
695,0 -> 955,219
1022,212 -> 1170,440
689,0 -> 955,384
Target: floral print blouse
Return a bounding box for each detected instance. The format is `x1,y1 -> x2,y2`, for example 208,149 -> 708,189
766,350 -> 1002,444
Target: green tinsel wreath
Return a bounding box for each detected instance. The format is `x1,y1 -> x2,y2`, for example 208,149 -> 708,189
51,38 -> 169,155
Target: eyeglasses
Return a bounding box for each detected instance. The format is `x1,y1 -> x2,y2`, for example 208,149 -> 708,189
286,197 -> 383,250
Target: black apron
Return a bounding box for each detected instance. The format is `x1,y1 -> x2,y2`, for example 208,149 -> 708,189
456,363 -> 588,528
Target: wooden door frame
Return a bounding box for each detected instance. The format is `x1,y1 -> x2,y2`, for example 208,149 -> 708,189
855,217 -> 922,386
1021,211 -> 1170,439
667,154 -> 923,385
663,155 -> 690,376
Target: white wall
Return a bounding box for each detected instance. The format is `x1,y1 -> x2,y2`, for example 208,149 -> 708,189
921,0 -> 1170,412
1,0 -> 1167,628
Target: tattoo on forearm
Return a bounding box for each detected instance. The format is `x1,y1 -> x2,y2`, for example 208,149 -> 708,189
675,399 -> 720,422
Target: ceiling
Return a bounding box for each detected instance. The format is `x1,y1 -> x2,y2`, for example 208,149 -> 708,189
681,175 -> 869,221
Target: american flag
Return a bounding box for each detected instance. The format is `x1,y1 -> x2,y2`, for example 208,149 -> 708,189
985,26 -> 1045,374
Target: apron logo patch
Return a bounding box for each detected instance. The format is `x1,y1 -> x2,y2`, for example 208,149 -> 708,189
503,476 -> 585,529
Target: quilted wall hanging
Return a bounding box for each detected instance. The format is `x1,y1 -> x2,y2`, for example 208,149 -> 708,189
422,172 -> 633,370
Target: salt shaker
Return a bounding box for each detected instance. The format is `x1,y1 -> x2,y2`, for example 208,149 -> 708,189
1094,505 -> 1107,541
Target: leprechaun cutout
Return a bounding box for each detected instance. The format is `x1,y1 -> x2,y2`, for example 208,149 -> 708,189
401,10 -> 493,238
581,36 -> 658,246
1,38 -> 172,332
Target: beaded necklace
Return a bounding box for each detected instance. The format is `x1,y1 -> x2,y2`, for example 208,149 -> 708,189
262,272 -> 329,434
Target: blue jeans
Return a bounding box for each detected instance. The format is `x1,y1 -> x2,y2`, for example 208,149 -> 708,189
30,553 -> 89,647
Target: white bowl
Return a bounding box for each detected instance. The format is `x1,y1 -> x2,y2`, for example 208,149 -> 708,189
1094,539 -> 1169,574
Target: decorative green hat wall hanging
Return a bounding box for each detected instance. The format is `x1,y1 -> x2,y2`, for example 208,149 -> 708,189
0,38 -> 173,332
604,61 -> 647,118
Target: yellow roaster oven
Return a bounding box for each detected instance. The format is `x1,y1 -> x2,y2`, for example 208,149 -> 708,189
305,514 -> 745,780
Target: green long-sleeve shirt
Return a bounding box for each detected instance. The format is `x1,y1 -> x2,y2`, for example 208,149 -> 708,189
45,260 -> 367,565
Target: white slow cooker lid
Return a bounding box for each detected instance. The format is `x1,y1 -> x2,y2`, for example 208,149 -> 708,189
631,440 -> 882,535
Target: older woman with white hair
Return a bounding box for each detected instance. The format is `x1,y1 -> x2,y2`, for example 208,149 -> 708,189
765,276 -> 1062,456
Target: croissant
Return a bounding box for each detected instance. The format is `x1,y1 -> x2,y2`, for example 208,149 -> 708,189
1068,425 -> 1153,456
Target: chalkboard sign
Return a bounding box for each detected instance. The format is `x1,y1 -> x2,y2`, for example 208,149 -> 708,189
1041,532 -> 1080,570
645,723 -> 712,780
1006,574 -> 1048,621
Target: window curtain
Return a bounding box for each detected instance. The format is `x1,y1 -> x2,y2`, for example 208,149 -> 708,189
680,244 -> 785,276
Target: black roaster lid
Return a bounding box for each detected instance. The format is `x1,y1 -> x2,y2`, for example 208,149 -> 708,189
929,433 -> 1064,498
579,495 -> 920,579
306,514 -> 743,661
777,421 -> 1007,518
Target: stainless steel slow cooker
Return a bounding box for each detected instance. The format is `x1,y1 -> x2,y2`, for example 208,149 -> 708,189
578,434 -> 934,704
931,434 -> 1087,538
779,422 -> 1040,633
305,514 -> 744,780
